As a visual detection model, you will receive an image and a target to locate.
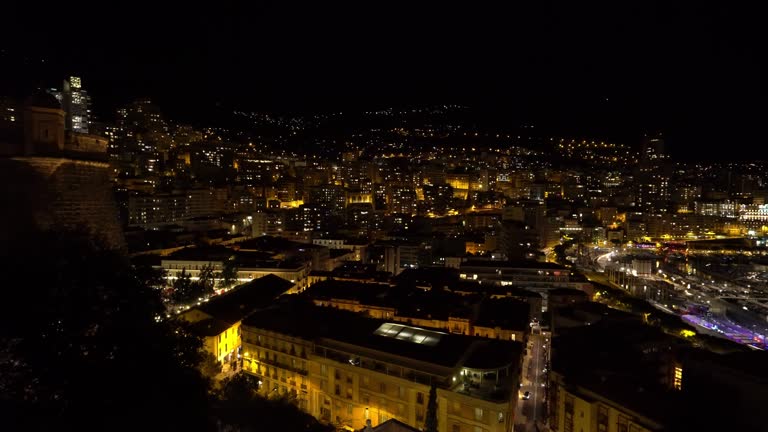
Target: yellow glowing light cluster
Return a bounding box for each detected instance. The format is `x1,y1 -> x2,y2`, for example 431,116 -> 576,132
280,200 -> 304,209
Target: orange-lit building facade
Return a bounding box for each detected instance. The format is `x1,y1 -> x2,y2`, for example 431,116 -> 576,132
241,307 -> 522,432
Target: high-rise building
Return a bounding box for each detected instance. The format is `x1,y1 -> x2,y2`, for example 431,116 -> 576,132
388,186 -> 417,216
48,76 -> 91,134
308,184 -> 347,218
635,134 -> 671,214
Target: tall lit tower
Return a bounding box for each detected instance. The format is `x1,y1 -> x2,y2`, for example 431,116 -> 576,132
49,76 -> 91,134
636,134 -> 671,214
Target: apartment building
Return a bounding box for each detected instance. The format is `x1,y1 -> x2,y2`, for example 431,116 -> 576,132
240,301 -> 522,432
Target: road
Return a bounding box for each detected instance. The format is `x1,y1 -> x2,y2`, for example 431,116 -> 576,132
514,328 -> 547,432
581,244 -> 768,350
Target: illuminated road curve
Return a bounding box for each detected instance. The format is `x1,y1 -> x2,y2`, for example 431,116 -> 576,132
682,314 -> 766,349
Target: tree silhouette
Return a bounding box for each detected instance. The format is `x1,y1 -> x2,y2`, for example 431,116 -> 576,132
424,383 -> 438,432
0,230 -> 211,431
197,263 -> 216,294
171,268 -> 195,304
171,265 -> 215,305
213,373 -> 333,432
219,256 -> 239,289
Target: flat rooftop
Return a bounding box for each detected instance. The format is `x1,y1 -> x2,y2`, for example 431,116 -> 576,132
303,279 -> 479,321
197,274 -> 294,323
242,299 -> 521,373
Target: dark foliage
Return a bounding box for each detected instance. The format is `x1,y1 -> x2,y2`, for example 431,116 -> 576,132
213,373 -> 333,432
0,231 -> 211,432
424,383 -> 438,432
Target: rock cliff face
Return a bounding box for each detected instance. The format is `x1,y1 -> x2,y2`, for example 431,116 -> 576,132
0,156 -> 125,252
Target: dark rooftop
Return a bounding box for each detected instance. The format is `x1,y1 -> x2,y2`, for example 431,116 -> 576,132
329,248 -> 352,258
552,320 -> 686,426
164,245 -> 303,268
464,339 -> 522,370
186,317 -> 231,337
474,297 -> 531,331
243,299 -> 520,371
548,288 -> 590,296
303,279 -> 479,321
25,91 -> 61,109
237,235 -> 324,252
196,274 -> 294,323
394,267 -> 461,289
330,262 -> 389,281
303,280 -> 394,306
363,418 -> 421,432
165,245 -> 234,261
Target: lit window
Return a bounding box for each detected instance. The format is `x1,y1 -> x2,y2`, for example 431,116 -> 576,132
673,366 -> 683,390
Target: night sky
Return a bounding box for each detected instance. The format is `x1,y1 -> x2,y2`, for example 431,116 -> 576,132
2,1 -> 764,158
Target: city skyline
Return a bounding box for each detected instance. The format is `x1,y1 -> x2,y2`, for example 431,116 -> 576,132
1,4 -> 767,432
2,2 -> 765,159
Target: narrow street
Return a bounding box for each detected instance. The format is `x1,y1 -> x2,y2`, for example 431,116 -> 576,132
515,327 -> 548,432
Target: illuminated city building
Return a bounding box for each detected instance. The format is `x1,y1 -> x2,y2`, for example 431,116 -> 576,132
301,203 -> 325,232
740,203 -> 768,231
347,203 -> 375,231
241,301 -> 522,432
457,260 -> 593,300
48,76 -> 91,133
127,188 -> 226,229
161,247 -> 310,290
388,186 -> 418,216
306,280 -> 530,342
0,96 -> 18,128
635,134 -> 671,214
548,375 -> 662,432
179,274 -> 293,363
252,210 -> 285,237
694,200 -> 740,218
548,321 -> 686,432
308,184 -> 347,218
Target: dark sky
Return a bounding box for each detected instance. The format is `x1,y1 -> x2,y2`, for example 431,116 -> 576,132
2,1 -> 765,158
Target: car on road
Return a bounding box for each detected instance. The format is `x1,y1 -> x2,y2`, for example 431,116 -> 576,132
522,391 -> 530,400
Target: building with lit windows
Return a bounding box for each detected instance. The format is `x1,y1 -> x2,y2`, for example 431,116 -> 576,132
635,135 -> 670,214
127,188 -> 226,229
305,280 -> 530,342
48,76 -> 91,134
308,184 -> 348,217
548,321 -> 687,432
301,203 -> 325,232
694,200 -> 740,218
347,203 -> 375,231
548,375 -> 663,432
389,186 -> 418,216
252,210 -> 285,237
0,96 -> 18,129
456,260 -> 593,297
740,203 -> 768,232
161,246 -> 310,290
179,274 -> 293,364
241,300 -> 522,432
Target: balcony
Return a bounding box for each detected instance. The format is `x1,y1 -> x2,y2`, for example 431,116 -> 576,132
257,355 -> 309,376
449,369 -> 515,402
318,346 -> 445,387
